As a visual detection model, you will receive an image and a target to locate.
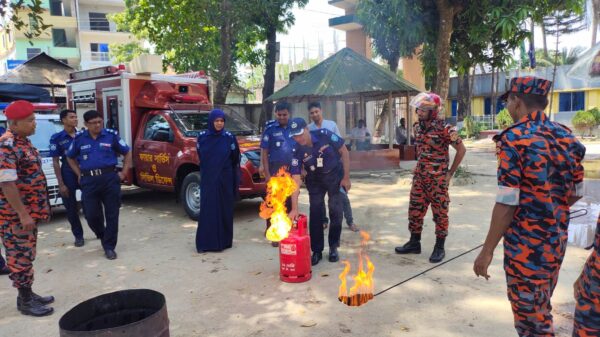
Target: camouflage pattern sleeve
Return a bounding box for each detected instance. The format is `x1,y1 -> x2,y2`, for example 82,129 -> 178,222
0,134 -> 17,183
496,139 -> 521,206
571,140 -> 586,198
445,124 -> 462,146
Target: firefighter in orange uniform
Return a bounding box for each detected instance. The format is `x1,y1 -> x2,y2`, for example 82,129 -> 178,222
573,213 -> 600,336
473,77 -> 585,336
0,100 -> 54,316
395,92 -> 466,263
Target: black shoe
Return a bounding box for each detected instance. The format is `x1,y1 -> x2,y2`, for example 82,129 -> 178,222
0,265 -> 9,275
429,237 -> 446,263
74,238 -> 85,247
271,241 -> 279,247
17,297 -> 54,317
328,247 -> 339,262
32,292 -> 54,305
311,252 -> 323,266
104,249 -> 117,260
395,233 -> 422,254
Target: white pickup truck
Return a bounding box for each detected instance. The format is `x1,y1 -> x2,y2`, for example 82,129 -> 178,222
0,105 -> 80,207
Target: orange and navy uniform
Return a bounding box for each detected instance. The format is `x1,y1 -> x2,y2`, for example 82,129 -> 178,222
408,119 -> 462,238
0,130 -> 50,288
494,110 -> 585,336
573,214 -> 600,337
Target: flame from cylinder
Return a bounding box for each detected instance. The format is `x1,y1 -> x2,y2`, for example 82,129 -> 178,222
259,167 -> 297,242
338,231 -> 375,307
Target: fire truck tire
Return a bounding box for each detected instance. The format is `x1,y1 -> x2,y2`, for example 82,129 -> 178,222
181,171 -> 201,220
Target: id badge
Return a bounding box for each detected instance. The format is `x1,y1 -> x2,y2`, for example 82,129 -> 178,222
317,157 -> 324,168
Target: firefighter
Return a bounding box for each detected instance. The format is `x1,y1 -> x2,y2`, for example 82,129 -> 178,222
287,117 -> 351,266
66,110 -> 132,260
473,76 -> 586,336
395,92 -> 466,263
0,100 -> 54,316
260,101 -> 295,247
50,109 -> 94,247
573,213 -> 600,336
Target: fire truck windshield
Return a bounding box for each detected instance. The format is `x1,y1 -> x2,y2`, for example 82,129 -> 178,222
171,109 -> 257,137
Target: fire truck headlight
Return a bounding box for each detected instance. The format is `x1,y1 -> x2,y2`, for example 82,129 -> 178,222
240,153 -> 249,166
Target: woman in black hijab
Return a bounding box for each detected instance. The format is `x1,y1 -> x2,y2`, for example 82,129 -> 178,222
195,109 -> 240,252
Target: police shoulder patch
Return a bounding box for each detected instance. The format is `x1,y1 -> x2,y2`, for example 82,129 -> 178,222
331,134 -> 339,142
118,139 -> 127,147
49,144 -> 57,151
292,158 -> 299,166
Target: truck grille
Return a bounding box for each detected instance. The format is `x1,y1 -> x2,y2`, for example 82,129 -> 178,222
48,184 -> 60,203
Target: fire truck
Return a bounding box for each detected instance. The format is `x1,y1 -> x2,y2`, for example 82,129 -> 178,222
66,66 -> 265,219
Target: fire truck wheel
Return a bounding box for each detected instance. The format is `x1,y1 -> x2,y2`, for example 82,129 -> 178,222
181,171 -> 201,220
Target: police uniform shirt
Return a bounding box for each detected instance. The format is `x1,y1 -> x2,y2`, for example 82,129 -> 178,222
50,129 -> 77,174
66,129 -> 130,171
290,129 -> 345,176
260,123 -> 296,168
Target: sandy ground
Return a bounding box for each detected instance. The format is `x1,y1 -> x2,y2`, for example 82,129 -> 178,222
0,148 -> 596,337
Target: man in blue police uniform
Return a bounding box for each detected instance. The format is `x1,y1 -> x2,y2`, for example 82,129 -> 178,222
287,117 -> 351,266
50,110 -> 95,247
66,110 -> 132,260
260,101 -> 295,247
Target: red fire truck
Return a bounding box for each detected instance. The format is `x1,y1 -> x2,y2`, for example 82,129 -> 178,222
66,66 -> 265,219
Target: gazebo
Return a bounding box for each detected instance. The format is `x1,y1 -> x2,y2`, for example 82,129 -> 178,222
267,48 -> 420,169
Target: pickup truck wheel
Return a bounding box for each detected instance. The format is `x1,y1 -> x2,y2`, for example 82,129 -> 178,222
181,171 -> 201,220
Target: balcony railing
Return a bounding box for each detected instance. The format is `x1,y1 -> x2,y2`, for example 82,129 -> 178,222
89,52 -> 110,62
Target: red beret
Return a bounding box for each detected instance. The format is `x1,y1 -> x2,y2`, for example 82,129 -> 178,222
4,100 -> 35,120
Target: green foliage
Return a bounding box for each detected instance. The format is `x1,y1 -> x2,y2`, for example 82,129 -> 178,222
357,0 -> 432,72
572,110 -> 597,136
495,108 -> 514,129
109,42 -> 149,64
588,107 -> 600,125
1,0 -> 51,40
460,116 -> 480,139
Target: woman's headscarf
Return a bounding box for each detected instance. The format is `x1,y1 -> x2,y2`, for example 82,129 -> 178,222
207,109 -> 226,135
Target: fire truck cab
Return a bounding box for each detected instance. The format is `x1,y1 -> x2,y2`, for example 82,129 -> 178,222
66,66 -> 265,219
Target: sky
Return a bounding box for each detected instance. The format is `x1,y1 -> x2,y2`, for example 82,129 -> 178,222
276,0 -> 598,66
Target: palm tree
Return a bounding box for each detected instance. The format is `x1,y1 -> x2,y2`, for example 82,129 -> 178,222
534,47 -> 585,67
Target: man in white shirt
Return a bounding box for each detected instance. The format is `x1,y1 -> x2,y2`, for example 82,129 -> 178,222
307,102 -> 359,232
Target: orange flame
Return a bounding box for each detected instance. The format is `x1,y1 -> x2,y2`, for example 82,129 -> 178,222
259,167 -> 298,242
338,231 -> 375,307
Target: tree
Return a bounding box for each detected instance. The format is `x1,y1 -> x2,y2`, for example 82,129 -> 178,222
0,0 -> 50,40
243,0 -> 308,122
117,0 -> 263,104
356,0 -> 431,73
593,0 -> 600,46
109,42 -> 149,64
572,109 -> 597,136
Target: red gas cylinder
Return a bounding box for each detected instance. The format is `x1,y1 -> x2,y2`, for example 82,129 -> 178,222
279,214 -> 312,283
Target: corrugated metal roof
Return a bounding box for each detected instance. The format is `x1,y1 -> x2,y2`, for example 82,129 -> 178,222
267,47 -> 420,102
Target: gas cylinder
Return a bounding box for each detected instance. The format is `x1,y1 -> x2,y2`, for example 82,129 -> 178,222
279,214 -> 312,283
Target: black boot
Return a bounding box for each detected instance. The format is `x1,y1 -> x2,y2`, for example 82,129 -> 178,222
17,288 -> 54,317
328,247 -> 339,262
395,233 -> 421,254
311,252 -> 323,266
429,237 -> 446,263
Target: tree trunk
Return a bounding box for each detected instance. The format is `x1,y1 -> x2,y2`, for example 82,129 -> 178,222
457,72 -> 469,120
388,54 -> 400,74
467,65 -> 475,117
541,21 -> 548,58
213,0 -> 234,105
261,25 -> 277,122
593,0 -> 600,47
433,0 -> 462,101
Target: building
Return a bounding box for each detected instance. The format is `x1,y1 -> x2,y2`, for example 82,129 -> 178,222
5,0 -> 135,71
445,64 -> 600,127
0,25 -> 16,75
328,0 -> 425,90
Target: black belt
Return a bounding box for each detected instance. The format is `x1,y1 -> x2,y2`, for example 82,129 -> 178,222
81,166 -> 116,177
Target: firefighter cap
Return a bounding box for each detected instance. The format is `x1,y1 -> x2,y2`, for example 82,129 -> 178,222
500,76 -> 552,101
4,100 -> 35,120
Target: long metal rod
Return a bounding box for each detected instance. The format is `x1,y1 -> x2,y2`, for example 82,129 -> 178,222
373,244 -> 484,297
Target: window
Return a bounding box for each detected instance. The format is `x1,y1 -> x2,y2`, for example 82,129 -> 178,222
52,29 -> 67,47
90,43 -> 110,61
451,100 -> 458,117
49,0 -> 64,16
144,115 -> 173,142
26,48 -> 41,59
559,91 -> 585,112
89,12 -> 110,31
484,98 -> 492,115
